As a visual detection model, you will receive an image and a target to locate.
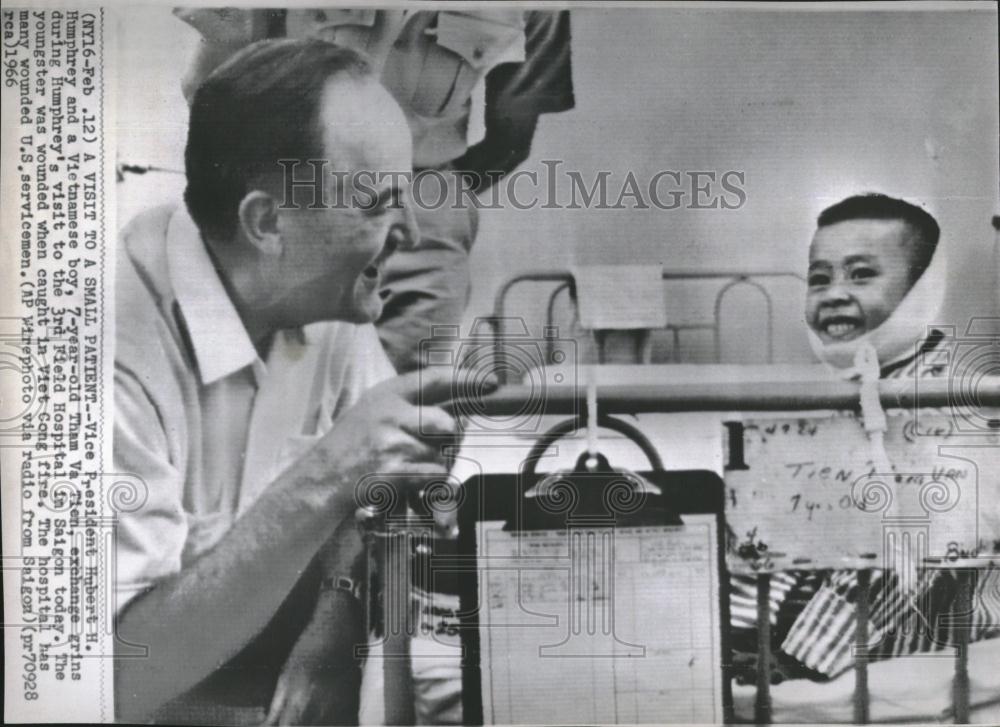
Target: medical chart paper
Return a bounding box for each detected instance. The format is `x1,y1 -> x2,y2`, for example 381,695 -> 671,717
475,517 -> 722,724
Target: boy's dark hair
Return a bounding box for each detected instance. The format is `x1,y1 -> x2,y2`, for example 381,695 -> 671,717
184,39 -> 371,241
817,193 -> 940,282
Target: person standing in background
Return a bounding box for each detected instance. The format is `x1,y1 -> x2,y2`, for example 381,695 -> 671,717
176,7 -> 575,373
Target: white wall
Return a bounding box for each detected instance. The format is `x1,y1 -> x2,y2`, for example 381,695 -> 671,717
116,6 -> 1000,363
466,7 -> 1000,362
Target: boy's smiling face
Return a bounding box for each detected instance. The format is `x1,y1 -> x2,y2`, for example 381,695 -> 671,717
806,218 -> 919,343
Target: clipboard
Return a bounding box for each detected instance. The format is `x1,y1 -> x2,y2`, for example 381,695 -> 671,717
446,415 -> 733,725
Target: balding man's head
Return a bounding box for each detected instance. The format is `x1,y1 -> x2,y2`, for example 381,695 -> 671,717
183,39 -> 373,241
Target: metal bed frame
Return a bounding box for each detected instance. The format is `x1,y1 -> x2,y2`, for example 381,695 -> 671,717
450,265 -> 1000,722
445,381 -> 1000,725
489,268 -> 806,376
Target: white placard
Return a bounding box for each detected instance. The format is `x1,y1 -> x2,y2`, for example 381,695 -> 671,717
571,265 -> 668,330
725,412 -> 1000,571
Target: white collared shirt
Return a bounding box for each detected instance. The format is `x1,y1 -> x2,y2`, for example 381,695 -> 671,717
113,206 -> 396,612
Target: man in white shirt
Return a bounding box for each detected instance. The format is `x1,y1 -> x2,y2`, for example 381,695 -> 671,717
113,39 -> 474,724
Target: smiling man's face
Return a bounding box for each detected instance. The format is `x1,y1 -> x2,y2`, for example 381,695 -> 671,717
273,75 -> 416,326
805,218 -> 919,344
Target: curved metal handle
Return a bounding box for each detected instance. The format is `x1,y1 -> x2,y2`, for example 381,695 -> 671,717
522,414 -> 664,481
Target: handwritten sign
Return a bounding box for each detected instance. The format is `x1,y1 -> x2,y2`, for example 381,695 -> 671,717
724,412 -> 1000,571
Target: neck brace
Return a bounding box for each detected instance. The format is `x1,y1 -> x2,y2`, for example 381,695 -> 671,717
807,236 -> 948,375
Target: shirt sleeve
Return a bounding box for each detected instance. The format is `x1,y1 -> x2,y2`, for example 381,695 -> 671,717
485,10 -> 575,120
340,324 -> 398,408
113,367 -> 188,614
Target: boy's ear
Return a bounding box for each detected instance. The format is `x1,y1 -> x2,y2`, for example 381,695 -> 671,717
237,191 -> 282,256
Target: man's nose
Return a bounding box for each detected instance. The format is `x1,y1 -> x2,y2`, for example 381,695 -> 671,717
387,203 -> 420,252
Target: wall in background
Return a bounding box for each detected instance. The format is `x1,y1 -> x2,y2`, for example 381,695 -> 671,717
117,6 -> 1000,365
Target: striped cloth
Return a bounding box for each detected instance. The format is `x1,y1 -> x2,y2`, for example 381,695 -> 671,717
728,566 -> 1000,680
782,567 -> 1000,677
730,572 -> 811,630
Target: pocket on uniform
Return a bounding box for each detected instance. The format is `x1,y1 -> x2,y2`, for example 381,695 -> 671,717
409,12 -> 523,118
285,7 -> 377,48
434,11 -> 524,72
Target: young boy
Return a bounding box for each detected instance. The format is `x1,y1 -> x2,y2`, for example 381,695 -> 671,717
803,193 -> 946,379
744,194 -> 998,688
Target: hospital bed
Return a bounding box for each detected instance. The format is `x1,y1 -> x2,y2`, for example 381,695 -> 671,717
448,366 -> 1000,724
436,268 -> 1000,724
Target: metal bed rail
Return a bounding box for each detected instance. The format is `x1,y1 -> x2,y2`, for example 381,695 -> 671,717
747,563 -> 986,725
445,378 -> 1000,417
749,566 -> 858,724
490,268 -> 806,375
444,381 -> 1000,724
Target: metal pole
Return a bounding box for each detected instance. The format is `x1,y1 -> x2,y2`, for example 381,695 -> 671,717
445,379 -> 1000,416
381,529 -> 416,725
853,569 -> 871,725
754,573 -> 772,725
992,215 -> 999,318
952,570 -> 973,724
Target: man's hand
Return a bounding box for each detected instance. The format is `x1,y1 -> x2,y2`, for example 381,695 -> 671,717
301,367 -> 486,516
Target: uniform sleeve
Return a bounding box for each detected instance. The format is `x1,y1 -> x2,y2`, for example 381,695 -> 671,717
113,367 -> 188,614
174,7 -> 258,45
173,7 -> 282,102
485,10 -> 575,120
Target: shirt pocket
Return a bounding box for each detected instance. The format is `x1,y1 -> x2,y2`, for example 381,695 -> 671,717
410,11 -> 524,118
285,7 -> 379,53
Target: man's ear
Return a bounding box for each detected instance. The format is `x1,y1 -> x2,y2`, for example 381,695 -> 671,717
237,191 -> 282,256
